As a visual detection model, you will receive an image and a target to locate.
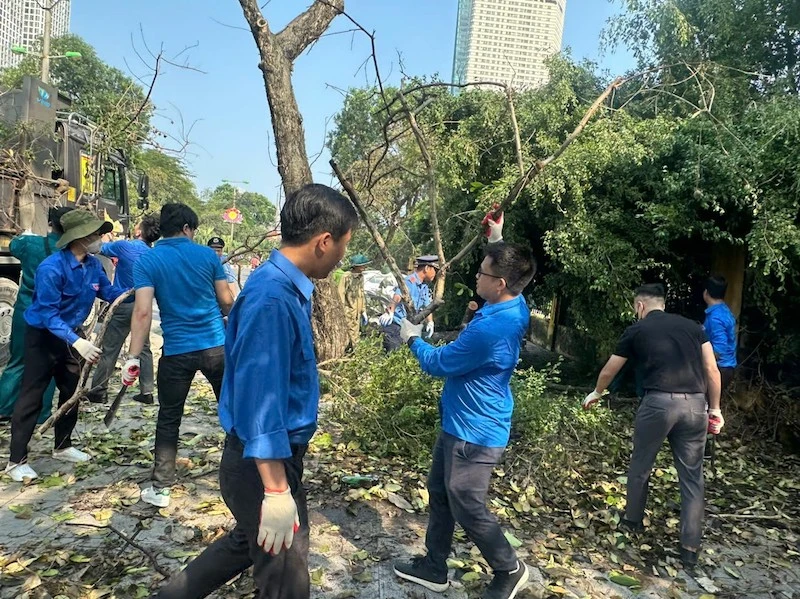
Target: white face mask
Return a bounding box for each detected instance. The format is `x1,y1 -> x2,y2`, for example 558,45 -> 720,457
84,240 -> 102,254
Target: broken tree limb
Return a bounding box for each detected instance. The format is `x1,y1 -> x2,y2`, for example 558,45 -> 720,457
38,289 -> 134,434
396,90 -> 446,301
443,75 -> 626,273
330,158 -> 414,312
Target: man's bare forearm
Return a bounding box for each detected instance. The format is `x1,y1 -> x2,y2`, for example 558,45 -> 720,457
256,459 -> 288,491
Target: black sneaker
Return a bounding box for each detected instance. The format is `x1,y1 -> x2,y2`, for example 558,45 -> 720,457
680,546 -> 698,569
133,393 -> 155,405
619,518 -> 645,533
393,555 -> 449,593
484,560 -> 529,599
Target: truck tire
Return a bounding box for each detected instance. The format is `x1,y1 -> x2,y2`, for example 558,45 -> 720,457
0,277 -> 19,369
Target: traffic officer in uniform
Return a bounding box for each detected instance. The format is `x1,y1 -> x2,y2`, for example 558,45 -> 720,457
379,255 -> 437,352
5,210 -> 123,482
208,236 -> 239,299
583,283 -> 723,568
337,254 -> 371,348
0,206 -> 73,421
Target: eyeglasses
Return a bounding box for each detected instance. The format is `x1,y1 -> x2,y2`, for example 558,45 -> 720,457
476,269 -> 504,281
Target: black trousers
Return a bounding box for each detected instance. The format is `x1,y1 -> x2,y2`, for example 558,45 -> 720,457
425,432 -> 518,573
719,367 -> 735,392
152,346 -> 224,488
10,326 -> 82,464
156,436 -> 310,599
382,322 -> 402,352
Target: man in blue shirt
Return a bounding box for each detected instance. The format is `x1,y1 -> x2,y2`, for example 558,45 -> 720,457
378,255 -> 438,351
154,184 -> 358,599
124,204 -> 233,507
86,214 -> 160,405
393,223 -> 536,599
5,210 -> 122,482
703,275 -> 737,391
207,236 -> 240,299
0,206 -> 73,422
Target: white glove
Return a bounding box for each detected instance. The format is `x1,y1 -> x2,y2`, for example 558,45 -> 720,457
378,312 -> 394,326
487,212 -> 504,243
72,338 -> 102,363
257,488 -> 300,555
582,390 -> 603,410
424,320 -> 434,337
400,319 -> 424,343
121,357 -> 140,387
708,408 -> 725,435
361,311 -> 369,326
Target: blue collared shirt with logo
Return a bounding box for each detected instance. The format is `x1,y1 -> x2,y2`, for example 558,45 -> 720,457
218,249 -> 319,459
133,237 -> 226,356
409,294 -> 530,447
24,248 -> 122,345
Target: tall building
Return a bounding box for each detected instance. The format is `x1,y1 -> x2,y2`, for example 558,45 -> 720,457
0,0 -> 71,70
452,0 -> 566,89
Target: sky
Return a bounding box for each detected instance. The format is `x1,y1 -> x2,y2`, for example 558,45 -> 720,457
70,0 -> 634,206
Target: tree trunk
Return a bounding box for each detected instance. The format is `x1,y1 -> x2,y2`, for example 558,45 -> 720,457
239,0 -> 349,361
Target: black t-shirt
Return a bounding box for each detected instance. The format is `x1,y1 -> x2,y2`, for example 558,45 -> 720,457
614,310 -> 709,394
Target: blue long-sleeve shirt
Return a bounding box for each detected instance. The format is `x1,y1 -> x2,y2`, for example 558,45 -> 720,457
392,272 -> 431,324
410,293 -> 530,447
101,239 -> 149,302
704,303 -> 737,368
218,249 -> 319,459
24,248 -> 122,345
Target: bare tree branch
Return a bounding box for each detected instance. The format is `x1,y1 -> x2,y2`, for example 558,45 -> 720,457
276,0 -> 344,61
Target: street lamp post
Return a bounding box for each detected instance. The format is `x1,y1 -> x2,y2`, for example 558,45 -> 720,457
221,179 -> 249,248
9,0 -> 80,83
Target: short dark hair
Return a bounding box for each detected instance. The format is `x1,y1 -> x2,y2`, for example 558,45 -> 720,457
48,206 -> 74,234
635,283 -> 665,301
138,213 -> 161,245
280,184 -> 358,246
160,203 -> 199,237
484,242 -> 536,295
705,275 -> 727,300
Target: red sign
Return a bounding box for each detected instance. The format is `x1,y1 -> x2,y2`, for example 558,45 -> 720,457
222,207 -> 242,224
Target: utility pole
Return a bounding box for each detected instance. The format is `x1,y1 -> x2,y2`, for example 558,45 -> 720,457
41,1 -> 52,84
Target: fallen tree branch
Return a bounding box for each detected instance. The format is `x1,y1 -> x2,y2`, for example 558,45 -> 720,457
330,159 -> 413,312
72,520 -> 170,577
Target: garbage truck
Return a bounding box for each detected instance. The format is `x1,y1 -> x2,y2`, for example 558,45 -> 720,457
0,75 -> 149,368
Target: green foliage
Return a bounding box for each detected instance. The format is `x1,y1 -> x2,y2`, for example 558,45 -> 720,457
130,149 -> 200,214
0,35 -> 152,154
197,183 -> 277,251
328,336 -> 443,462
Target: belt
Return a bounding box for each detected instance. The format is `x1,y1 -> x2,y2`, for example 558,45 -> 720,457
645,391 -> 705,400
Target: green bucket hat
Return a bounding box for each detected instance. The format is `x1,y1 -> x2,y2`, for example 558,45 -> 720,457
349,254 -> 372,268
56,209 -> 113,248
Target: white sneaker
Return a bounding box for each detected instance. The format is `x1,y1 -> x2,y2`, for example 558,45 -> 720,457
5,462 -> 39,482
140,485 -> 171,508
52,447 -> 91,463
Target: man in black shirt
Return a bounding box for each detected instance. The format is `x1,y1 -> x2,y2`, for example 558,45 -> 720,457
582,284 -> 722,568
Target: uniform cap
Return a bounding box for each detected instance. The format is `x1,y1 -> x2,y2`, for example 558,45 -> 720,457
207,236 -> 225,248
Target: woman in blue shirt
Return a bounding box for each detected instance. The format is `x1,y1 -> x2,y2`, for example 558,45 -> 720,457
5,210 -> 123,482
